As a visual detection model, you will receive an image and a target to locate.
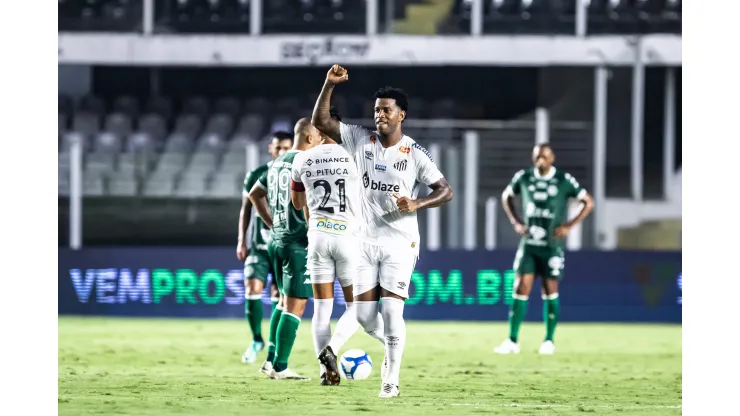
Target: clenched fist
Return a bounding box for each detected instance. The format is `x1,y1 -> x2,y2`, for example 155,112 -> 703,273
393,194 -> 419,213
326,64 -> 349,85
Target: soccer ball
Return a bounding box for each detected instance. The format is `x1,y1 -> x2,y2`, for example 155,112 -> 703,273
339,349 -> 373,380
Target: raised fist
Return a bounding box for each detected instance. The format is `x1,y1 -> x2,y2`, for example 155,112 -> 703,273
326,64 -> 349,85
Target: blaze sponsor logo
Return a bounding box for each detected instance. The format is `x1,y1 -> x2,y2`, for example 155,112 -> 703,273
363,173 -> 400,193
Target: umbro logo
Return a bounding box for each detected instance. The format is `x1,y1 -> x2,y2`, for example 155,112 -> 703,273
303,278 -> 311,284
393,159 -> 407,171
365,151 -> 373,160
397,281 -> 407,290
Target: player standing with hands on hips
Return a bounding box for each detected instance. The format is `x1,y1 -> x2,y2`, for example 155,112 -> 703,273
312,65 -> 454,397
494,143 -> 594,355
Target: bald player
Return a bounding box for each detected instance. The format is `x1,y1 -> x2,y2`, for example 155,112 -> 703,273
249,118 -> 322,380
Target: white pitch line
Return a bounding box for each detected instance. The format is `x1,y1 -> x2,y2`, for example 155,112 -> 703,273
449,403 -> 681,410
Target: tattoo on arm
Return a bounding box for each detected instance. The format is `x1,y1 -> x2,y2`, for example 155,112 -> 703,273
311,83 -> 341,142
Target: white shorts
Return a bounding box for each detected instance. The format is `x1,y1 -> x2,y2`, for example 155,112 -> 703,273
354,242 -> 418,299
307,231 -> 359,287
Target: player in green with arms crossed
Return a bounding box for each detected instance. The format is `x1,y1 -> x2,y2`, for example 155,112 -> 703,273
238,132 -> 293,364
494,143 -> 594,355
249,118 -> 321,379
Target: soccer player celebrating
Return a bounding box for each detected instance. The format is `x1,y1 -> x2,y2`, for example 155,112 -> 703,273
238,132 -> 293,364
249,118 -> 321,380
493,143 -> 594,355
312,65 -> 454,397
290,107 -> 386,386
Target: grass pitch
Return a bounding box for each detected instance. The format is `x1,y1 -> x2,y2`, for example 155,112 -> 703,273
58,317 -> 681,415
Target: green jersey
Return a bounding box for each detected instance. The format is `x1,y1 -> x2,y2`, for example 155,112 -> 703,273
506,167 -> 586,248
257,150 -> 308,246
243,163 -> 271,251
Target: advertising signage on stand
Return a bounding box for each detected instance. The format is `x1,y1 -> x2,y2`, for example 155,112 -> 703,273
58,248 -> 681,323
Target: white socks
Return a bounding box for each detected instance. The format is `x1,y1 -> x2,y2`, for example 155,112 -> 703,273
381,297 -> 406,386
355,301 -> 386,346
327,301 -> 361,353
312,298 -> 333,376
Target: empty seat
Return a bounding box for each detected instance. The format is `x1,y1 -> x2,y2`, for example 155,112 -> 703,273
94,131 -> 122,153
164,133 -> 193,153
72,113 -> 100,137
126,131 -> 158,154
154,152 -> 188,174
78,94 -> 106,115
86,152 -> 116,177
244,97 -> 271,115
174,113 -> 202,139
207,172 -> 241,199
83,176 -> 105,196
214,96 -> 241,118
104,113 -> 133,138
143,177 -> 176,197
139,113 -> 168,141
108,176 -> 139,196
195,133 -> 225,154
146,96 -> 173,119
228,133 -> 253,152
112,95 -> 139,117
237,114 -> 264,138
175,172 -> 208,198
203,114 -> 234,138
182,96 -> 210,118
186,152 -> 219,174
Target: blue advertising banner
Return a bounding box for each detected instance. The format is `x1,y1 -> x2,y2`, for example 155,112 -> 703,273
58,248 -> 681,323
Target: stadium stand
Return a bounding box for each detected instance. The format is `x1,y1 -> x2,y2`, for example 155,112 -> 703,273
57,0 -> 680,35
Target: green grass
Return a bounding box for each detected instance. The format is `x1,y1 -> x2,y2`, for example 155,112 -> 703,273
58,317 -> 681,415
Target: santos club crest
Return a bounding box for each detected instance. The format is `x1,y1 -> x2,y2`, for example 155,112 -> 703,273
393,159 -> 408,171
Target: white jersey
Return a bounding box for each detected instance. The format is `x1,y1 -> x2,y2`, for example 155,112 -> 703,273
291,143 -> 361,236
339,122 -> 444,252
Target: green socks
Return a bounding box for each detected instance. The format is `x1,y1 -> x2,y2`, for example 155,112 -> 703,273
543,294 -> 560,342
245,295 -> 263,342
273,312 -> 301,372
266,306 -> 283,363
508,295 -> 529,343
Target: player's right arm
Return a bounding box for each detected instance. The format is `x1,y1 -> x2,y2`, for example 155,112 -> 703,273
290,153 -> 308,210
248,171 -> 273,229
312,64 -> 348,143
237,170 -> 260,261
502,170 -> 527,236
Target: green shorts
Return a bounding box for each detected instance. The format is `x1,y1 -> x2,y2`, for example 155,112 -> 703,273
267,240 -> 312,299
513,243 -> 565,280
244,248 -> 273,284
